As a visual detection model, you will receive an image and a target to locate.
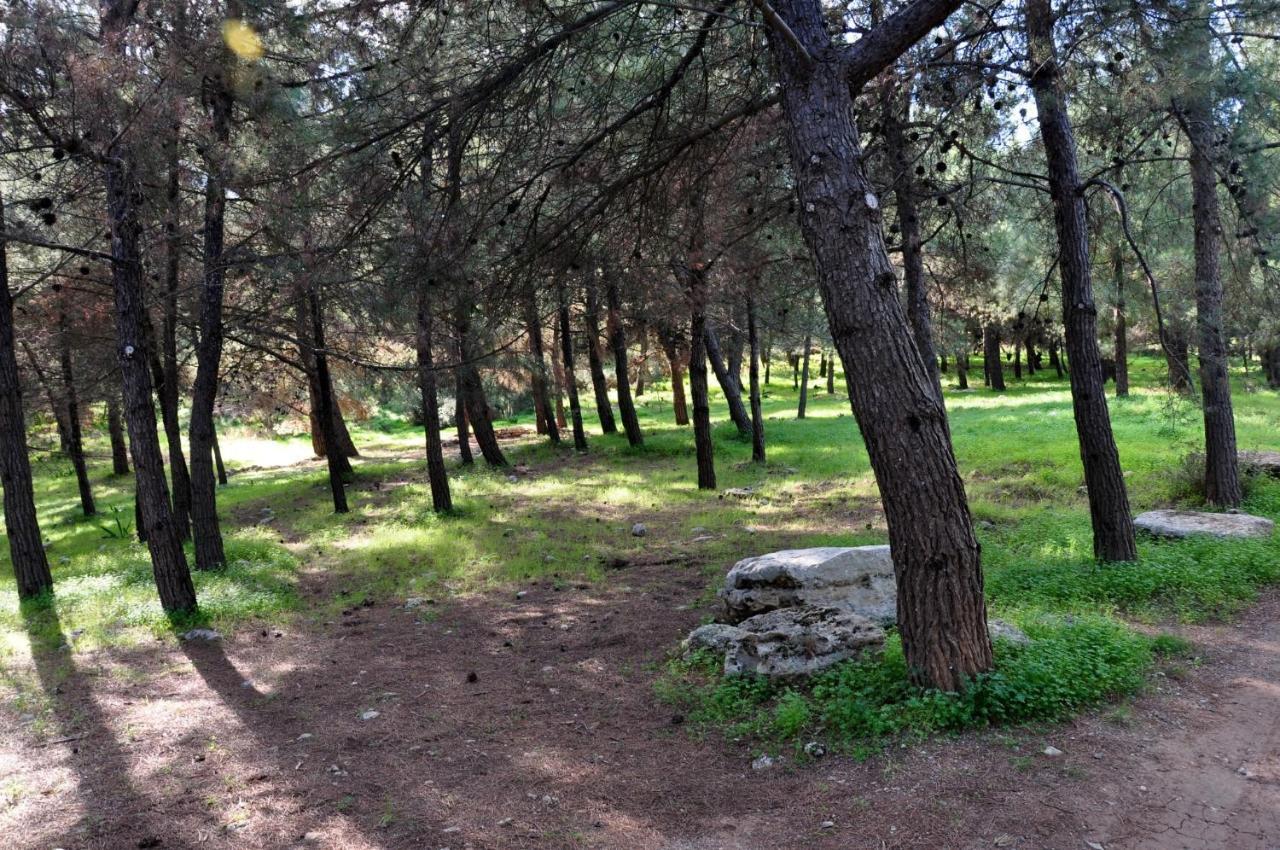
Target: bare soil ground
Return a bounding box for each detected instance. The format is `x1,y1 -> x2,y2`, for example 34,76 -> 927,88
4,549 -> 1278,850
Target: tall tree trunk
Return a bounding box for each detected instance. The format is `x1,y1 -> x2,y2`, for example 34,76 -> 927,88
557,281 -> 588,452
583,287 -> 617,434
56,309 -> 94,516
307,288 -> 349,513
107,390 -> 130,475
882,79 -> 942,397
1028,0 -> 1137,561
764,340 -> 772,385
688,288 -> 716,490
635,330 -> 648,397
1164,324 -> 1194,394
522,286 -> 560,445
415,282 -> 452,513
454,367 -> 474,465
663,337 -> 690,426
188,76 -> 232,571
1177,15 -> 1242,507
957,352 -> 970,390
704,323 -> 753,438
605,280 -> 643,446
1111,243 -> 1129,398
797,332 -> 812,418
455,305 -> 507,467
1012,338 -> 1022,380
747,295 -> 766,463
0,188 -> 54,600
101,111 -> 196,612
296,296 -> 354,474
827,350 -> 836,394
159,123 -> 192,542
984,324 -> 1006,391
549,319 -> 569,429
767,0 -> 991,690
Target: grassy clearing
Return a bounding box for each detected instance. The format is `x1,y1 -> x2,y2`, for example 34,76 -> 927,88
2,353 -> 1279,747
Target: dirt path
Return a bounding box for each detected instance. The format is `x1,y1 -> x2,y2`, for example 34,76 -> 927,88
4,565 -> 1279,849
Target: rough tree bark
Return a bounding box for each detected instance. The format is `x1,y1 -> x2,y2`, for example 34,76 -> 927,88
188,73 -> 232,571
797,331 -> 812,418
455,303 -> 508,467
983,324 -> 1006,391
583,286 -> 617,435
307,287 -> 349,513
747,295 -> 766,463
99,18 -> 197,612
687,282 -> 716,490
1027,0 -> 1137,561
605,279 -> 643,446
415,282 -> 452,513
159,125 -> 192,542
766,0 -> 991,690
57,307 -> 95,517
557,281 -> 588,452
522,285 -> 560,445
0,188 -> 54,600
1176,12 -> 1242,507
106,390 -> 130,475
295,296 -> 355,474
454,365 -> 474,465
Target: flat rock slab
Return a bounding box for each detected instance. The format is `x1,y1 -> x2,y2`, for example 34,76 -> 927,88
1240,451 -> 1280,477
1135,510 -> 1275,540
720,545 -> 897,625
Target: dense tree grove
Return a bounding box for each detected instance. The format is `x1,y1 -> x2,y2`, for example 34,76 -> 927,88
3,0 -> 1280,690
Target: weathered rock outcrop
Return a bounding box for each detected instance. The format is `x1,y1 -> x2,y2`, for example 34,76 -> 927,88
1134,510 -> 1275,540
719,546 -> 897,625
1239,451 -> 1280,478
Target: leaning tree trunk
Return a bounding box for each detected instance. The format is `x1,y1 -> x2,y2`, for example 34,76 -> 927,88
662,336 -> 690,426
984,324 -> 1006,391
57,308 -> 95,517
522,285 -> 560,445
295,295 -> 354,476
415,280 -> 452,513
103,136 -> 196,613
556,281 -> 588,452
1028,0 -> 1137,561
583,287 -> 617,435
767,0 -> 991,691
107,390 -> 130,475
455,305 -> 508,467
747,295 -> 766,463
605,280 -> 643,446
797,331 -> 812,418
307,288 -> 349,513
705,323 -> 753,439
188,77 -> 232,571
1178,19 -> 1242,507
0,189 -> 54,600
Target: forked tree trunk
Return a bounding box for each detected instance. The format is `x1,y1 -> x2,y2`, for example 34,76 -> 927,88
522,286 -> 560,445
415,281 -> 452,513
605,280 -> 643,446
1027,0 -> 1137,561
767,0 -> 991,690
557,281 -> 588,452
797,332 -> 812,418
583,287 -> 617,435
984,324 -> 1006,391
107,391 -> 130,475
704,323 -> 753,438
102,130 -> 196,613
57,309 -> 95,517
1177,14 -> 1242,507
747,295 -> 766,463
0,189 -> 54,599
456,306 -> 507,467
188,76 -> 232,571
